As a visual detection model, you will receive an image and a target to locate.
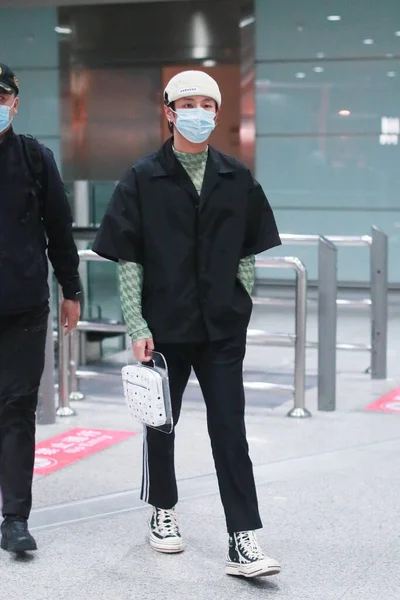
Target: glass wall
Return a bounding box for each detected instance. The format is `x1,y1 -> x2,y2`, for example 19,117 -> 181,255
56,0 -> 247,354
0,7 -> 61,164
255,0 -> 400,284
58,0 -> 242,181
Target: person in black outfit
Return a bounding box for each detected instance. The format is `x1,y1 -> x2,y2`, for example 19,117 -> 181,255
93,70 -> 282,578
0,64 -> 81,553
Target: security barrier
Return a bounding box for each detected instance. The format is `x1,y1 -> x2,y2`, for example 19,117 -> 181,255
253,227 -> 388,381
39,226 -> 388,425
56,251 -> 311,419
72,226 -> 388,380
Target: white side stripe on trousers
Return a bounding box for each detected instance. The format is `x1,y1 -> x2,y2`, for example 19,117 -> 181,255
141,425 -> 150,503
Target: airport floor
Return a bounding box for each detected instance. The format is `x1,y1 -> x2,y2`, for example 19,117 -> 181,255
3,293 -> 400,600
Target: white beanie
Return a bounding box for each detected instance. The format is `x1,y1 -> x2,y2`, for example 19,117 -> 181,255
164,70 -> 222,108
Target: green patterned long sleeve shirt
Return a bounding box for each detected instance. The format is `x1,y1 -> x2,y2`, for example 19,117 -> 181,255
119,147 -> 256,342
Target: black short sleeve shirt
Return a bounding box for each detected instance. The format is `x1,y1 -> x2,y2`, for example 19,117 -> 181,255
93,139 -> 281,343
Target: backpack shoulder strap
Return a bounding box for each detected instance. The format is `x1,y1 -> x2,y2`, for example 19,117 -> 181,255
18,134 -> 45,194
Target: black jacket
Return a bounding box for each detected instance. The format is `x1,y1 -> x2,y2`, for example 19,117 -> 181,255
93,139 -> 281,344
0,129 -> 81,314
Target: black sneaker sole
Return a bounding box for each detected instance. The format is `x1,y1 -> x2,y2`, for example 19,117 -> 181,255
1,536 -> 37,553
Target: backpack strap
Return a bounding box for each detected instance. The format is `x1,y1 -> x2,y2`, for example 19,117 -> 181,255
18,134 -> 45,199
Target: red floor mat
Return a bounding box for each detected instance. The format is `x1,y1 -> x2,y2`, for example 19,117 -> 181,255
34,428 -> 137,475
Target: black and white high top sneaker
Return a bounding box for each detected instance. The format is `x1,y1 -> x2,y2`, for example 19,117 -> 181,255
226,531 -> 281,578
149,507 -> 184,554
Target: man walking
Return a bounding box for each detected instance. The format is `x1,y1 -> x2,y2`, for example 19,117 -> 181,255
0,63 -> 81,552
93,70 -> 281,578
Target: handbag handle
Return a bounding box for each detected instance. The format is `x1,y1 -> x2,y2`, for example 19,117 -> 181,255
141,350 -> 168,372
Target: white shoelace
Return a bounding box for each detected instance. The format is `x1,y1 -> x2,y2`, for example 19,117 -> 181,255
155,508 -> 180,537
236,531 -> 265,561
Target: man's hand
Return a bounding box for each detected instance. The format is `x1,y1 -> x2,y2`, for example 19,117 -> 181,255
132,337 -> 154,362
61,299 -> 81,334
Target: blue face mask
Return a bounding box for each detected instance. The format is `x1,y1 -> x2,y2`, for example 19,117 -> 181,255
174,107 -> 216,144
0,103 -> 13,134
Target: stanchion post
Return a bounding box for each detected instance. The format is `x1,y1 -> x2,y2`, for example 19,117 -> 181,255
318,236 -> 337,411
56,284 -> 76,417
370,226 -> 388,379
37,281 -> 56,425
73,181 -> 90,301
287,258 -> 311,418
69,329 -> 85,401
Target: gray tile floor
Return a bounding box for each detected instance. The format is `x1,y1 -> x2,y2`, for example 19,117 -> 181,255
3,292 -> 400,600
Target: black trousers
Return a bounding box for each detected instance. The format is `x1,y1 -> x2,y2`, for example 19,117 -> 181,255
141,330 -> 262,534
0,303 -> 49,519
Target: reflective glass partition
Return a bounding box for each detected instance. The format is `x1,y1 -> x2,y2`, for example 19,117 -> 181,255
255,0 -> 400,284
58,0 -> 245,341
58,0 -> 242,181
70,182 -> 123,354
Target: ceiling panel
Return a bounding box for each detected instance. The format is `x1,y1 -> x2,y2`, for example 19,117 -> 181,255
58,1 -> 240,67
0,0 -> 204,6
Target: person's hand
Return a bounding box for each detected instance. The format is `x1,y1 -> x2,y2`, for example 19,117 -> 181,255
132,337 -> 154,362
61,299 -> 81,334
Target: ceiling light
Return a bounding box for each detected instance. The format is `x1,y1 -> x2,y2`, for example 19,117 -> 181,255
363,38 -> 375,45
55,26 -> 72,34
313,66 -> 324,73
202,60 -> 216,67
193,47 -> 208,59
295,72 -> 306,79
240,16 -> 255,28
395,31 -> 400,36
387,71 -> 396,77
338,109 -> 351,116
327,15 -> 341,21
386,53 -> 394,58
316,52 -> 325,59
192,12 -> 210,60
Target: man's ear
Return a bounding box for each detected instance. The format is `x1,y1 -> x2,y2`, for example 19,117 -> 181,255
11,96 -> 19,115
164,104 -> 175,125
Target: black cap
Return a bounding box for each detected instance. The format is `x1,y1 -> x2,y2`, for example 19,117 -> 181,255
0,63 -> 19,95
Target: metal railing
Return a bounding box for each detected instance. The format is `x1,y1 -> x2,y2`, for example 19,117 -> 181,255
71,227 -> 388,380
56,251 -> 310,419
45,226 -> 388,423
71,226 -> 388,380
255,227 -> 388,380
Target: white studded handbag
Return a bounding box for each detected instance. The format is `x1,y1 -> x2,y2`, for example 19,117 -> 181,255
121,351 -> 173,434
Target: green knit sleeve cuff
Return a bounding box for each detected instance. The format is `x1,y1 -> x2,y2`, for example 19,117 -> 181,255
130,326 -> 153,343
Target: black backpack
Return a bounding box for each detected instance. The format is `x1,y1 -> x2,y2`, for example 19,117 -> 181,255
18,134 -> 45,213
